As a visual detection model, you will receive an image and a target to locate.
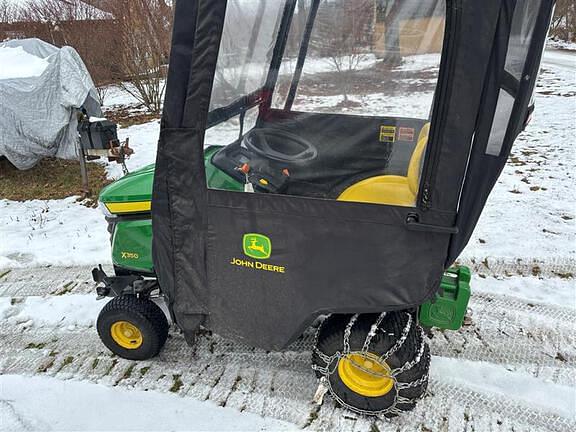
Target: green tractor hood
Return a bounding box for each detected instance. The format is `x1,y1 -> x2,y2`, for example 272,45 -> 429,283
99,147 -> 242,215
99,164 -> 155,214
101,164 -> 155,204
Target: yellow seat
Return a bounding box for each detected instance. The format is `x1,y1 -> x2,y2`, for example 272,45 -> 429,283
338,123 -> 430,207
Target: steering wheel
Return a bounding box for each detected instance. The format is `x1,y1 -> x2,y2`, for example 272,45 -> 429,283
243,128 -> 318,164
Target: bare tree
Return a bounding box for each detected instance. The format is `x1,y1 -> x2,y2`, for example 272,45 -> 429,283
313,0 -> 373,104
550,0 -> 576,42
110,0 -> 172,114
376,0 -> 404,67
0,0 -> 20,23
22,0 -> 111,23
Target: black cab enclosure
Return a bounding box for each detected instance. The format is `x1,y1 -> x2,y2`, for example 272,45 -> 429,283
152,0 -> 554,350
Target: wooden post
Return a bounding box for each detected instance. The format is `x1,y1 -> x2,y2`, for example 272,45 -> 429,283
78,142 -> 90,198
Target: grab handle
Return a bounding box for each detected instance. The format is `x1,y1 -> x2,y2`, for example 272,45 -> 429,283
405,214 -> 459,234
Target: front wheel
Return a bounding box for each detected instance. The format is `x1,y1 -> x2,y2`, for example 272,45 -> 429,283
97,295 -> 169,360
312,312 -> 430,417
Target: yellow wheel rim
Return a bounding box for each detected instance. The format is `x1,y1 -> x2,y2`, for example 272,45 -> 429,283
337,352 -> 394,397
110,321 -> 143,349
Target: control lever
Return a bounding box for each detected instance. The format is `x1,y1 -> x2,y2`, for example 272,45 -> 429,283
236,162 -> 290,194
236,163 -> 254,193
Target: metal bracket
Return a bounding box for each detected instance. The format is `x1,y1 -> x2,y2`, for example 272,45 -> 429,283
92,265 -> 143,299
405,213 -> 459,234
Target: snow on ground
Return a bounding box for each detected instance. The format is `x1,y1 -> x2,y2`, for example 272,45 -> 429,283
0,105 -> 161,268
547,37 -> 576,51
470,275 -> 575,308
461,52 -> 576,260
0,197 -> 110,269
0,46 -> 49,80
102,83 -> 154,109
107,119 -> 161,179
285,52 -> 379,76
396,53 -> 441,72
431,357 -> 575,420
292,90 -> 436,120
0,375 -> 295,432
541,48 -> 576,72
430,357 -> 576,419
0,294 -> 101,330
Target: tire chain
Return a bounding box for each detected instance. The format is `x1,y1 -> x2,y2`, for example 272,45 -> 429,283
312,312 -> 428,418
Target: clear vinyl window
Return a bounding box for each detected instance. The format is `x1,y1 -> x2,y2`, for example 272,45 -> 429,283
273,0 -> 445,118
209,0 -> 286,112
205,0 -> 446,208
486,0 -> 542,156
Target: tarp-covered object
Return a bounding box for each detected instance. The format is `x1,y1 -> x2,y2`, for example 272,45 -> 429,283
0,38 -> 101,169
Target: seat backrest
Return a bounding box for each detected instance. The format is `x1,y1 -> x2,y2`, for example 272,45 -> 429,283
407,123 -> 430,196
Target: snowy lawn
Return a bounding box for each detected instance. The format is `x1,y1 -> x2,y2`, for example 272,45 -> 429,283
470,275 -> 575,307
0,375 -> 296,431
0,197 -> 110,269
431,357 -> 575,420
461,50 -> 576,260
0,294 -> 101,330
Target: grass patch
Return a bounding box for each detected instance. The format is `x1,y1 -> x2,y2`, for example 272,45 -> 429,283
115,364 -> 136,386
370,424 -> 381,432
169,374 -> 183,393
37,358 -> 55,373
104,106 -> 160,128
303,408 -> 319,429
51,281 -> 77,296
0,157 -> 111,201
122,364 -> 135,380
25,342 -> 47,349
103,358 -> 119,376
56,355 -> 75,373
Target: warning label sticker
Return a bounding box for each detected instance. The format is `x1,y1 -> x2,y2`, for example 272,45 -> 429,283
379,126 -> 396,143
398,127 -> 415,142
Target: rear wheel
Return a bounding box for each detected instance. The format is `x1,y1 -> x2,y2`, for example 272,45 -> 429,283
97,295 -> 169,360
312,312 -> 430,417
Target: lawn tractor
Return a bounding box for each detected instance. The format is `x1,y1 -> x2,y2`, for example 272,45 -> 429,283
93,0 -> 554,417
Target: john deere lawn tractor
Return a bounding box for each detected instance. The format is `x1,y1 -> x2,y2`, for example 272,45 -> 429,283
93,0 -> 554,417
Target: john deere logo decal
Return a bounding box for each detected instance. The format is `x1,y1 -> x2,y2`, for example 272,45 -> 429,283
230,233 -> 285,273
243,233 -> 271,260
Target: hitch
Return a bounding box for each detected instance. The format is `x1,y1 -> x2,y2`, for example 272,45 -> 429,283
92,265 -> 142,299
92,265 -> 154,299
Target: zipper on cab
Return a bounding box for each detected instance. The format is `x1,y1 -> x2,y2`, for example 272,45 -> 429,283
419,0 -> 461,210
